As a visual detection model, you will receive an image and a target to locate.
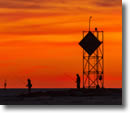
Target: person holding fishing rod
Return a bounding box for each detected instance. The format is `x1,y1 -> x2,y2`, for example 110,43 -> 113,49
65,73 -> 81,89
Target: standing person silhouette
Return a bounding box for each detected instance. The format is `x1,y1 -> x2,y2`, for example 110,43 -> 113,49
76,74 -> 80,89
26,78 -> 32,93
4,80 -> 7,90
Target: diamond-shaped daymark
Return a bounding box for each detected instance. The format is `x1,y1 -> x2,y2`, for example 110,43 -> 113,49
79,31 -> 101,56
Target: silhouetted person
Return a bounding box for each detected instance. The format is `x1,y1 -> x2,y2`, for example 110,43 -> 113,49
76,74 -> 80,89
26,78 -> 32,93
4,80 -> 7,90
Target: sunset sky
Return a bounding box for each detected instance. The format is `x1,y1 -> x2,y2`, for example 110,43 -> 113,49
0,0 -> 122,88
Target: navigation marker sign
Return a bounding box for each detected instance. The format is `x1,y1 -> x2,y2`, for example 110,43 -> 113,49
79,31 -> 101,56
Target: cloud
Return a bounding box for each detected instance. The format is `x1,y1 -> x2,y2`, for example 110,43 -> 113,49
92,0 -> 122,7
0,0 -> 122,11
0,0 -> 122,35
0,0 -> 72,9
0,11 -> 69,23
0,0 -> 41,9
0,0 -> 92,12
0,40 -> 78,47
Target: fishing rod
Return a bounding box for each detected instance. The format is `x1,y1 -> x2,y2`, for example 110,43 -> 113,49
64,73 -> 76,83
15,74 -> 28,87
3,74 -> 29,88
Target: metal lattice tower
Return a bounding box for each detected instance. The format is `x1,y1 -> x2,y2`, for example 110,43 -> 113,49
82,30 -> 104,88
79,17 -> 104,89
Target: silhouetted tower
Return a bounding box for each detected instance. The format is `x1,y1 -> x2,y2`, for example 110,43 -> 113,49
79,16 -> 104,89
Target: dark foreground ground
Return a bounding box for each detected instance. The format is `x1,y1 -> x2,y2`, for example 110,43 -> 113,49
0,88 -> 122,105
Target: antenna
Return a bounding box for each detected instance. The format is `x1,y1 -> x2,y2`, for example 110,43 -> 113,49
89,16 -> 92,31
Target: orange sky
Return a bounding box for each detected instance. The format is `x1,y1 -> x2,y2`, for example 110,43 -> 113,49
0,0 -> 122,88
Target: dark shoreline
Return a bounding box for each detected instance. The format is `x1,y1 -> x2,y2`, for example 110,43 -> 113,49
0,88 -> 122,105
